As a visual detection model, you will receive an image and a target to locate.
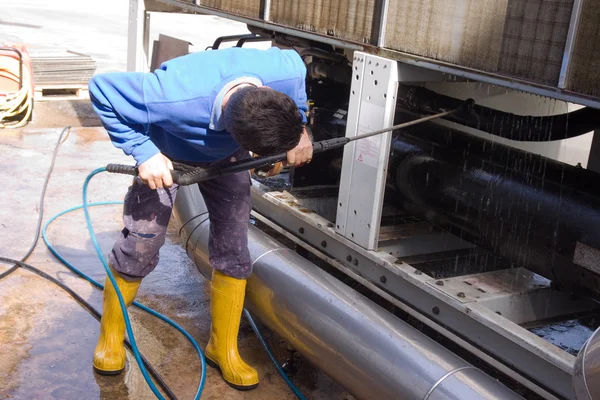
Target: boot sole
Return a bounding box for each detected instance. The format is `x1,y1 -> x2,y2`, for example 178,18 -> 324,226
93,365 -> 125,376
205,357 -> 259,391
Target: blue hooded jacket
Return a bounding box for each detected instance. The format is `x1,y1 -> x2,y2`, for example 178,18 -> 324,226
89,47 -> 308,165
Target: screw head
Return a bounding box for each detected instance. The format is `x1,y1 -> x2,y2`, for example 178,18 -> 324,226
299,227 -> 304,234
346,255 -> 352,262
432,307 -> 440,315
353,259 -> 358,266
436,280 -> 444,286
380,276 -> 387,283
414,270 -> 422,275
457,292 -> 465,298
321,240 -> 327,248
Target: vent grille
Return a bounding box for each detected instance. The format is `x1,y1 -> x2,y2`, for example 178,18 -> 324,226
498,0 -> 573,85
384,0 -> 508,72
270,0 -> 382,44
201,0 -> 261,18
384,0 -> 573,86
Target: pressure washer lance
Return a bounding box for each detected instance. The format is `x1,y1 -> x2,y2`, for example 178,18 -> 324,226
106,104 -> 469,186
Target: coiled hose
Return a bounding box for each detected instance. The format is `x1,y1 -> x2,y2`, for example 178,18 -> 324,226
0,48 -> 33,128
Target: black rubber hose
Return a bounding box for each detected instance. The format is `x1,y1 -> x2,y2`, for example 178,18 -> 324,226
399,85 -> 600,142
0,126 -> 71,280
0,256 -> 178,400
387,121 -> 600,299
106,137 -> 352,185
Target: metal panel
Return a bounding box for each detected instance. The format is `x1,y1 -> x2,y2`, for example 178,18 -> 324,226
200,0 -> 261,17
431,268 -> 597,325
384,0 -> 508,72
269,0 -> 382,44
251,187 -> 577,399
565,0 -> 600,97
378,233 -> 473,258
499,0 -> 574,86
336,52 -> 398,250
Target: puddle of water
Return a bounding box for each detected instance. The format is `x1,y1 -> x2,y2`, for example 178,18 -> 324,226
530,319 -> 596,356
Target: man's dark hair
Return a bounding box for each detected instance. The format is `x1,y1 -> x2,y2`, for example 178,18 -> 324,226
224,86 -> 304,156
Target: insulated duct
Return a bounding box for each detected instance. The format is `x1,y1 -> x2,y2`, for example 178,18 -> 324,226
573,326 -> 600,399
398,86 -> 600,142
173,184 -> 523,400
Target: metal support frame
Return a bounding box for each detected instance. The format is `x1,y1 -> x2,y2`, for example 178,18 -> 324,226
128,0 -> 151,72
377,0 -> 389,47
251,186 -> 579,399
263,0 -> 271,21
208,34 -> 256,50
336,52 -> 398,250
559,0 -> 584,88
236,35 -> 272,47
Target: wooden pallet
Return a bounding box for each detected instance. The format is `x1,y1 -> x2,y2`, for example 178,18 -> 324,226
34,84 -> 89,101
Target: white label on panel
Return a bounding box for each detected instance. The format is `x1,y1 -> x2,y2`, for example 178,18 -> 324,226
355,102 -> 385,169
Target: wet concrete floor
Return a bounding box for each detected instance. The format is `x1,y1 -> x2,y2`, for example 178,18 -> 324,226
0,102 -> 352,400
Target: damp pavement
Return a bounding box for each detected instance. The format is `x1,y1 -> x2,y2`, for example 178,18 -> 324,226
0,102 -> 353,400
1,3 -> 351,398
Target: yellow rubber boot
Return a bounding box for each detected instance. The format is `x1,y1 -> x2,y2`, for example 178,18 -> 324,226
93,267 -> 141,375
205,270 -> 259,390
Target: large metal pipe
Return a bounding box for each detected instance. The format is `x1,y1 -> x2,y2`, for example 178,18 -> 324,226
573,326 -> 600,399
387,121 -> 600,300
173,184 -> 522,400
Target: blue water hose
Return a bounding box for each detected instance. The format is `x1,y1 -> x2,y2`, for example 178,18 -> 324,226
42,168 -> 206,400
81,169 -> 175,399
243,309 -> 307,400
43,167 -> 306,400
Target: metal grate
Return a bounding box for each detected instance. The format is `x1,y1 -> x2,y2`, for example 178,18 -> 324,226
200,0 -> 262,18
498,0 -> 573,85
384,0 -> 574,85
384,0 -> 508,71
269,0 -> 382,44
